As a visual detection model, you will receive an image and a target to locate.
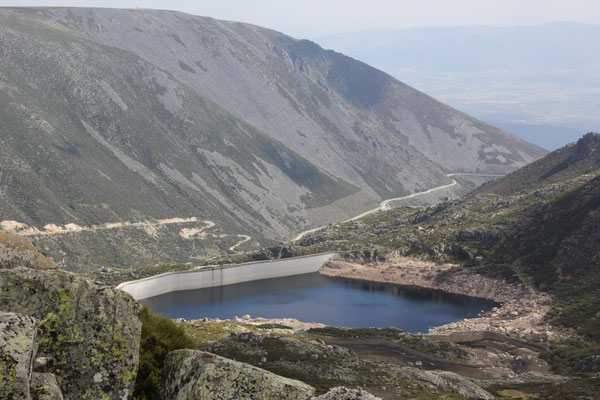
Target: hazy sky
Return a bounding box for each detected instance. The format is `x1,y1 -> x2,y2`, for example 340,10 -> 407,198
2,0 -> 600,38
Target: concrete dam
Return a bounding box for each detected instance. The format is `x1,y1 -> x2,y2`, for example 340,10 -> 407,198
116,253 -> 337,300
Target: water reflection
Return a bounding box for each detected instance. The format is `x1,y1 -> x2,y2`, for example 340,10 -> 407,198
141,272 -> 497,332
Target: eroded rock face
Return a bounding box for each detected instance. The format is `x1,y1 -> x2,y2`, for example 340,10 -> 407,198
0,267 -> 141,400
312,386 -> 381,399
161,350 -> 316,400
0,312 -> 39,399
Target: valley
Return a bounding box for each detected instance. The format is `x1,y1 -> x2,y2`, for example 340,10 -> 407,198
0,7 -> 544,248
0,6 -> 598,400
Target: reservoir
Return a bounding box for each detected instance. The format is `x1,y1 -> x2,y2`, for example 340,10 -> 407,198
141,272 -> 497,332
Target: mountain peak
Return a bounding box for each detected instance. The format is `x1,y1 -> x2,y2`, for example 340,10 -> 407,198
572,132 -> 600,162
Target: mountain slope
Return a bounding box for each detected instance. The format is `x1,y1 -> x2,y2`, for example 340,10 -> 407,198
294,132 -> 599,275
0,8 -> 545,269
40,8 -> 545,184
471,132 -> 600,196
0,8 -> 363,244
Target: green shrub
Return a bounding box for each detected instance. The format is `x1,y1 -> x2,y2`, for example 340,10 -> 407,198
132,306 -> 195,400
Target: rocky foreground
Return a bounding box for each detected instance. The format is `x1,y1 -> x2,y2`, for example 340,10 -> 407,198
0,266 -> 141,399
176,318 -> 495,399
161,350 -> 389,400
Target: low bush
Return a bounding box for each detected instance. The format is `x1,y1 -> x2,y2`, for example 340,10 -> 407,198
132,306 -> 195,400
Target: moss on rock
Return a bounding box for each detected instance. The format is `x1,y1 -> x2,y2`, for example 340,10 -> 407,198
0,267 -> 141,400
0,312 -> 39,399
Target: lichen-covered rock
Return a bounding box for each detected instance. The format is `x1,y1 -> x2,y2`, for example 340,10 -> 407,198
31,373 -> 64,400
161,350 -> 316,399
0,312 -> 39,399
400,367 -> 494,400
312,386 -> 381,399
0,267 -> 141,400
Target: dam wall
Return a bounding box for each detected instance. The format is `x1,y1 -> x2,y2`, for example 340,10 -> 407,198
116,253 -> 337,300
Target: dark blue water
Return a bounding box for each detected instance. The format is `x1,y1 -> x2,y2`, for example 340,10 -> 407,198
141,273 -> 497,332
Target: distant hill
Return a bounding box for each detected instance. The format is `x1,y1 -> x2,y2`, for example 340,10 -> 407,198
317,23 -> 600,73
316,23 -> 600,149
0,8 -> 545,270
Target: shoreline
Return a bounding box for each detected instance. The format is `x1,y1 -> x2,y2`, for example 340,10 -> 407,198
176,259 -> 559,380
319,257 -> 568,341
155,253 -> 567,341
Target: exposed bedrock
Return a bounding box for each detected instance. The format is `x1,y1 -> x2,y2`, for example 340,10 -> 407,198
161,350 -> 316,399
0,266 -> 141,399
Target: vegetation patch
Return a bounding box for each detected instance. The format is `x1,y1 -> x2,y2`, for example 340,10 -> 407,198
133,306 -> 195,400
179,319 -> 469,398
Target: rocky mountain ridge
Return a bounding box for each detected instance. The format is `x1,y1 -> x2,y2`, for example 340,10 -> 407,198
44,8 -> 545,178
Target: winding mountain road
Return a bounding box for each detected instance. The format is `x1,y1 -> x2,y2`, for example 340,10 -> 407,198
229,235 -> 251,252
291,173 -> 502,242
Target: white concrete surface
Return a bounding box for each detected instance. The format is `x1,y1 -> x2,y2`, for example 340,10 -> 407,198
116,253 -> 337,300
